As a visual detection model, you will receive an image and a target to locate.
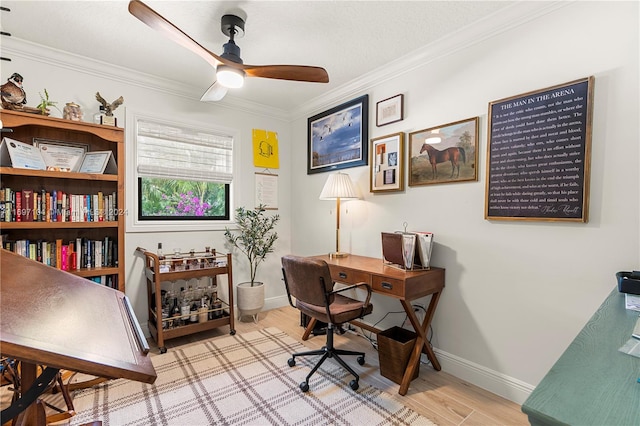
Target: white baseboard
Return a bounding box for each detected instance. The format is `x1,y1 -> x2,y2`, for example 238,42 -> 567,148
432,348 -> 534,405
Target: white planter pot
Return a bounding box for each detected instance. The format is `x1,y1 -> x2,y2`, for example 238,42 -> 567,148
237,281 -> 265,323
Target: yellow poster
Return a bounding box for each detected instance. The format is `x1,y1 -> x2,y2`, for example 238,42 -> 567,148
252,129 -> 279,169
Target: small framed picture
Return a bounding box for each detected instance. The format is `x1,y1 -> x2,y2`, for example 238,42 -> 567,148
376,94 -> 404,127
33,138 -> 89,172
370,132 -> 404,193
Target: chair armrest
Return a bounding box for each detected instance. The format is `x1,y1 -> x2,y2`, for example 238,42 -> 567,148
332,282 -> 372,308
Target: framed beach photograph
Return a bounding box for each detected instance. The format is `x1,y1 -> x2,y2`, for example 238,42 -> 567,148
376,94 -> 404,127
409,117 -> 479,186
370,132 -> 404,193
307,94 -> 369,174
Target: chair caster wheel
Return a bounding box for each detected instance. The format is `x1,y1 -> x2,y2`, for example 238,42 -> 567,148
300,381 -> 309,392
349,379 -> 359,391
159,347 -> 167,354
230,330 -> 236,336
288,358 -> 296,367
357,355 -> 365,365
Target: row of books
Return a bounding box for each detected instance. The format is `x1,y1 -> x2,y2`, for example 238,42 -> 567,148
2,236 -> 118,271
0,188 -> 118,223
87,275 -> 119,289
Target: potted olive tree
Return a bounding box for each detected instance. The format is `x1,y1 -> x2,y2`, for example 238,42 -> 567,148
224,205 -> 279,322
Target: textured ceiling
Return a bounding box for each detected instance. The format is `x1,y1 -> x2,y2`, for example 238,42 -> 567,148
1,1 -> 516,112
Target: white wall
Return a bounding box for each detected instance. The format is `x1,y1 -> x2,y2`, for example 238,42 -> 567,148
4,0 -> 638,406
2,37 -> 293,335
290,1 -> 639,403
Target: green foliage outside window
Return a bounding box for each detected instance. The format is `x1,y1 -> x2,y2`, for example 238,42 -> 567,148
139,177 -> 228,219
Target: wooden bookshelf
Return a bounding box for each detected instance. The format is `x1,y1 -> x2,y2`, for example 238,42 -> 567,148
0,109 -> 125,291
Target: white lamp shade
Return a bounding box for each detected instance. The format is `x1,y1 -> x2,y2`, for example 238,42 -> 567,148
216,65 -> 245,88
319,172 -> 358,200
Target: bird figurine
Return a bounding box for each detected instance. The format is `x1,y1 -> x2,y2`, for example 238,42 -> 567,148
95,92 -> 124,116
1,72 -> 27,110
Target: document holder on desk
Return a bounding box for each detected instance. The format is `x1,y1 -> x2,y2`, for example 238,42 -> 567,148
381,232 -> 429,270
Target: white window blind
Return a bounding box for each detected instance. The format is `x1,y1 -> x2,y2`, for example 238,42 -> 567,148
136,119 -> 233,184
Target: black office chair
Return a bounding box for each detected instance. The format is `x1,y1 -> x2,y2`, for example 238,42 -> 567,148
281,255 -> 373,391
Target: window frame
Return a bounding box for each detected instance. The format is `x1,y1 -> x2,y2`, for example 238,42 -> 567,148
126,110 -> 240,233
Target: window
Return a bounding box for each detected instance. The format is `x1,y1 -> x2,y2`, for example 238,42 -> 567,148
135,118 -> 233,222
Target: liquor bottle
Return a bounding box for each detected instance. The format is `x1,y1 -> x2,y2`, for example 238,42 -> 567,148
180,287 -> 190,326
170,297 -> 180,329
190,301 -> 199,323
157,243 -> 165,260
198,297 -> 208,323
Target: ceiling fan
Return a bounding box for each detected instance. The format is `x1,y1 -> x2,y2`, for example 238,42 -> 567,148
128,0 -> 329,102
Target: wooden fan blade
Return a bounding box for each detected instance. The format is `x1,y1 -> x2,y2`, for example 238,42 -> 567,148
200,81 -> 228,102
243,65 -> 329,83
128,0 -> 223,68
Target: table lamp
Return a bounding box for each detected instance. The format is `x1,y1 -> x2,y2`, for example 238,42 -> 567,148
319,172 -> 358,258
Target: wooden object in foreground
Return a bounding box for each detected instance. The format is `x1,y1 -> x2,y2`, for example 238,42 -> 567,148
0,250 -> 156,425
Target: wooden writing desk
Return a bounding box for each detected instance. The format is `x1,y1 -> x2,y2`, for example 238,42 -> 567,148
522,288 -> 640,425
311,254 -> 445,395
0,250 -> 157,425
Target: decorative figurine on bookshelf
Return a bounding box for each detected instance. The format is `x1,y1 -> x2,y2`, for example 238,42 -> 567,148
95,92 -> 124,126
1,72 -> 26,110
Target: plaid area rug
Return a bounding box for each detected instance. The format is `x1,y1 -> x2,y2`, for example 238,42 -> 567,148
69,327 -> 435,425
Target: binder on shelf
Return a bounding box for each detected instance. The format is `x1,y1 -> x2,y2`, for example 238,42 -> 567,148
0,137 -> 47,170
77,151 -> 117,174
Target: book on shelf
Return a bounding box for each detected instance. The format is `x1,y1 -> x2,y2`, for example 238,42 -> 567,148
21,189 -> 34,221
0,186 -> 117,223
15,190 -> 21,222
3,237 -> 118,271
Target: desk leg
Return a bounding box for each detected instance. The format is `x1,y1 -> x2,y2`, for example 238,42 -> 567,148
398,291 -> 442,396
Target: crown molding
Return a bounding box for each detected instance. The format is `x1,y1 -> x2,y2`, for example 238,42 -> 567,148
3,1 -> 566,124
293,1 -> 569,121
2,37 -> 291,122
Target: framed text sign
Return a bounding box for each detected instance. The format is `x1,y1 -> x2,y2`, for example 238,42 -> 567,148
485,77 -> 594,222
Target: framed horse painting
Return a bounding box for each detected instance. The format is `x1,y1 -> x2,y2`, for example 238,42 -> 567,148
408,117 -> 479,186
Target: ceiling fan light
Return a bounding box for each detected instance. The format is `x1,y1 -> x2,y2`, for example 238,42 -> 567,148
217,65 -> 245,88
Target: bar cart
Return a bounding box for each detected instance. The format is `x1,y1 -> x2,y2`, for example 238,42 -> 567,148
136,247 -> 235,353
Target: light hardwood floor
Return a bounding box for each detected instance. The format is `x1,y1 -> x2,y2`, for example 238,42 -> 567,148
155,306 -> 530,426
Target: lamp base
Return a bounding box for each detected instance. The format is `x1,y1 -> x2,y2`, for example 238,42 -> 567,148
329,251 -> 349,258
